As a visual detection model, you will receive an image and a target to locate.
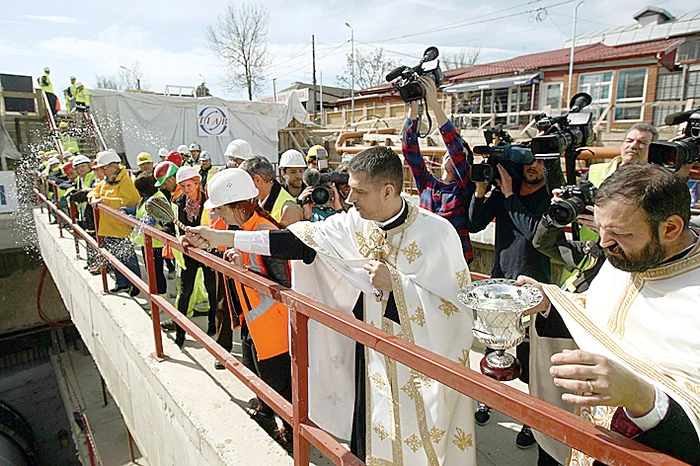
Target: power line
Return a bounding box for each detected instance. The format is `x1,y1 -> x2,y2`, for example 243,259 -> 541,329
366,0 -> 577,43
274,40 -> 349,80
263,42 -> 312,73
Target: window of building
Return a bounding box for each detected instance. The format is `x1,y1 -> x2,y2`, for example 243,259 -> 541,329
686,71 -> 700,100
543,82 -> 562,110
653,72 -> 683,126
614,68 -> 647,121
677,41 -> 700,63
577,71 -> 613,122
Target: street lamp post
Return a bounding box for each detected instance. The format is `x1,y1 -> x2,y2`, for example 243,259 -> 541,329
120,65 -> 141,91
345,22 -> 355,124
567,1 -> 585,105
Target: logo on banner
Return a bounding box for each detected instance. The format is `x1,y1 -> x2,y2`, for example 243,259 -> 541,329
198,106 -> 229,136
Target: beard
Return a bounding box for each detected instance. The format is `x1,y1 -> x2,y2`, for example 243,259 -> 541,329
604,235 -> 666,273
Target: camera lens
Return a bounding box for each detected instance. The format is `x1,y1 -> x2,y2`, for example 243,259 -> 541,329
549,198 -> 584,227
311,186 -> 331,205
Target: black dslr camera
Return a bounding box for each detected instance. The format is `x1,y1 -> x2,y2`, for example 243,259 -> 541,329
471,144 -> 536,185
547,181 -> 597,228
386,47 -> 444,103
649,107 -> 700,172
531,93 -> 595,158
484,124 -> 514,146
301,169 -> 349,206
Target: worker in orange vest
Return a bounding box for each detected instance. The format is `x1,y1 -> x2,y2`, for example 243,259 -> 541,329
203,168 -> 293,450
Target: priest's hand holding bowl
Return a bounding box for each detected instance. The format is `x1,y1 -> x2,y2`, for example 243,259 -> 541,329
363,260 -> 393,292
515,275 -> 550,315
550,350 -> 656,418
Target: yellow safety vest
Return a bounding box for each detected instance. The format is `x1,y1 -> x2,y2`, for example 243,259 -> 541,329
270,186 -> 296,224
131,191 -> 167,248
38,72 -> 53,94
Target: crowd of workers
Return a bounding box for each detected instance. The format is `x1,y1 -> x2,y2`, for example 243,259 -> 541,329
37,67 -> 90,115
33,75 -> 700,465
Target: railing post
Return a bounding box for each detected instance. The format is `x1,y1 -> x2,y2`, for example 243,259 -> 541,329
36,175 -> 44,213
69,200 -> 80,258
53,183 -> 63,237
290,304 -> 311,466
144,235 -> 166,360
93,205 -> 109,294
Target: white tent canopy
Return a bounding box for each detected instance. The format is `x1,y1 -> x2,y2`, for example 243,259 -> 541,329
279,91 -> 315,128
90,90 -> 287,167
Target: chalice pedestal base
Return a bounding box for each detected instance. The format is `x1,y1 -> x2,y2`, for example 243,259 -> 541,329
480,350 -> 521,381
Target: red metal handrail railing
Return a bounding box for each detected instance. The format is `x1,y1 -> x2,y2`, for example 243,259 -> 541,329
32,177 -> 690,466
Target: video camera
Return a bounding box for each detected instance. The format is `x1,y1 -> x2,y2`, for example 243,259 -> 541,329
483,124 -> 514,146
547,180 -> 597,228
531,93 -> 595,158
301,169 -> 349,206
471,144 -> 535,184
649,107 -> 700,172
385,47 -> 444,103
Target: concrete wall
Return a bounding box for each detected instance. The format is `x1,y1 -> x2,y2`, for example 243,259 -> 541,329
34,209 -> 293,466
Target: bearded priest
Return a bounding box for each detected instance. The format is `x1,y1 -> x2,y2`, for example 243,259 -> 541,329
186,147 -> 476,465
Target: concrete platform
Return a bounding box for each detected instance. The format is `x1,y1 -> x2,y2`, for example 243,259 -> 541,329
35,208 -> 542,465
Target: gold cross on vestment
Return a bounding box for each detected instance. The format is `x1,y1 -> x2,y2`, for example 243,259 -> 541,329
367,228 -> 393,301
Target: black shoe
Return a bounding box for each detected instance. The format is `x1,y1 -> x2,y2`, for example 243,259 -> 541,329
129,285 -> 140,297
214,360 -> 225,370
174,334 -> 185,348
110,285 -> 130,293
475,402 -> 491,426
516,425 -> 536,449
161,320 -> 176,332
207,324 -> 216,336
250,410 -> 279,438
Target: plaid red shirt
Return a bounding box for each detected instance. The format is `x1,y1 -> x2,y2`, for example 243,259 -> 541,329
402,118 -> 475,261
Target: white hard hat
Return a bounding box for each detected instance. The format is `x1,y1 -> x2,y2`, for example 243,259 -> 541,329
47,157 -> 60,165
70,75 -> 76,80
199,151 -> 211,161
175,165 -> 200,184
44,67 -> 50,73
203,168 -> 259,210
94,149 -> 121,168
224,139 -> 253,160
73,155 -> 91,166
158,147 -> 168,159
279,149 -> 306,168
177,144 -> 189,154
189,143 -> 201,152
76,81 -> 83,87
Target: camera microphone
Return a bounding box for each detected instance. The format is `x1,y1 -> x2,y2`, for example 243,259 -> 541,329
303,168 -> 321,187
386,66 -> 407,82
664,110 -> 695,126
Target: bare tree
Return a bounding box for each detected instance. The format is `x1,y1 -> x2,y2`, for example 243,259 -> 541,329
336,47 -> 399,90
95,74 -> 122,90
119,61 -> 150,91
207,1 -> 269,100
442,47 -> 481,70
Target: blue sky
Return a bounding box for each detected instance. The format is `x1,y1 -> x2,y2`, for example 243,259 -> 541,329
0,0 -> 694,100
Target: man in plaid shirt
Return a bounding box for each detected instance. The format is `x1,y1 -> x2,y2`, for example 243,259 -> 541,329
402,76 -> 475,262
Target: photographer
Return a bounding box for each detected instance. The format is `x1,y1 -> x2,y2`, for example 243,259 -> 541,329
403,76 -> 475,263
468,151 -> 552,447
297,182 -> 345,222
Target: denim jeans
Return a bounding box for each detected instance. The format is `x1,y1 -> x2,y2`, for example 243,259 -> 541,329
102,236 -> 141,288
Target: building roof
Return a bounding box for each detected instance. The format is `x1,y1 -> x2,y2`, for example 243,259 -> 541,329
282,81 -> 351,99
449,38 -> 681,82
568,9 -> 700,47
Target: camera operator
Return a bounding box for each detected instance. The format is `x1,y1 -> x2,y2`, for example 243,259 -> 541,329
404,76 -> 475,263
468,151 -> 552,448
297,182 -> 345,222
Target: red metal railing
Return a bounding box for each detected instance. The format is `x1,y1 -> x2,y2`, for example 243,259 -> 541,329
32,177 -> 690,466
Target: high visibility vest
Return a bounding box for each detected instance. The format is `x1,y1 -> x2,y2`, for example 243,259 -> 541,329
131,191 -> 167,248
38,72 -> 53,94
61,134 -> 79,154
233,213 -> 290,360
76,88 -> 91,107
269,186 -> 296,224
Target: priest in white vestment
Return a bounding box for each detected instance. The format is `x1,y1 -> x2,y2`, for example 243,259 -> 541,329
524,163 -> 700,465
185,147 -> 477,466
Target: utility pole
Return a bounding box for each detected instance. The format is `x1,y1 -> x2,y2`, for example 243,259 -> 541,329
567,1 -> 585,105
320,71 -> 324,126
345,22 -> 355,124
273,78 -> 277,102
312,34 -> 317,121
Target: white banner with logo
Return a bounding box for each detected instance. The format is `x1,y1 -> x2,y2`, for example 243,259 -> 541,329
197,105 -> 230,137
